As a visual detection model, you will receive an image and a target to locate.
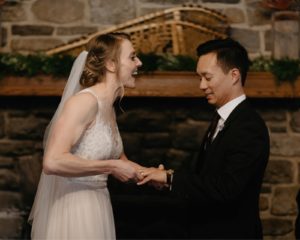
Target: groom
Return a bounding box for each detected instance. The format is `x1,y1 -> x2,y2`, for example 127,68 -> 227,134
138,38 -> 270,239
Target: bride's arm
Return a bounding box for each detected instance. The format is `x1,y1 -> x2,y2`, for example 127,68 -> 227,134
43,93 -> 139,181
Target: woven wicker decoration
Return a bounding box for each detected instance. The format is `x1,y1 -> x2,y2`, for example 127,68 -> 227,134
46,4 -> 229,57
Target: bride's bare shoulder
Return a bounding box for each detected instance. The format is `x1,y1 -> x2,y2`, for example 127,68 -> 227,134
61,93 -> 99,122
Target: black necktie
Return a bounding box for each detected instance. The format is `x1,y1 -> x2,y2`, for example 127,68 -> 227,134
205,111 -> 220,148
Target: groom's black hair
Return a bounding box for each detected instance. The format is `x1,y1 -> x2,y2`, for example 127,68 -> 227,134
196,38 -> 250,86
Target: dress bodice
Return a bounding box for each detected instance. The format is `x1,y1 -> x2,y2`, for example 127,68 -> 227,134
69,88 -> 123,184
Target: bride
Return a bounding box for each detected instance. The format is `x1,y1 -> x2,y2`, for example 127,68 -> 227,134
29,32 -> 143,239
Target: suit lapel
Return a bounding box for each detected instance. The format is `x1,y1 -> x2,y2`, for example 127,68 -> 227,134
222,99 -> 249,130
194,99 -> 250,172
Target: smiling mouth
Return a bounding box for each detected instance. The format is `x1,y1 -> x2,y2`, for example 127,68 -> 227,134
132,69 -> 138,76
205,93 -> 214,99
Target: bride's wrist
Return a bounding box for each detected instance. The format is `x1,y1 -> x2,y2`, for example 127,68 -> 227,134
106,159 -> 118,174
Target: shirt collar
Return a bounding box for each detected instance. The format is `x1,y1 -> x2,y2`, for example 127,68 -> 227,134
217,94 -> 246,121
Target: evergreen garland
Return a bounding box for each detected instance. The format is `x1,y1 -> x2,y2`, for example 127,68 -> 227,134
0,53 -> 299,85
270,58 -> 300,85
0,53 -> 75,78
251,57 -> 300,85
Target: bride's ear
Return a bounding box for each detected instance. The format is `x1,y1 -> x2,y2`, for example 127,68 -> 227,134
105,59 -> 116,73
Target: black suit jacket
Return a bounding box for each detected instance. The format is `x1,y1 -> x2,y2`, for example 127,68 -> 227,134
171,99 -> 270,239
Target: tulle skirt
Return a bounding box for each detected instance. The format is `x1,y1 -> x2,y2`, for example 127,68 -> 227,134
29,173 -> 115,240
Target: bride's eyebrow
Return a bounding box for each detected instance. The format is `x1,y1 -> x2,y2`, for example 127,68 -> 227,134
128,52 -> 137,58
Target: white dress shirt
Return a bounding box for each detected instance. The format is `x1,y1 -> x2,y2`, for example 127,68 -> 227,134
212,94 -> 246,140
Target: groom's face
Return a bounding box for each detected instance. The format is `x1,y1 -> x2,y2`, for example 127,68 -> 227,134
197,52 -> 234,108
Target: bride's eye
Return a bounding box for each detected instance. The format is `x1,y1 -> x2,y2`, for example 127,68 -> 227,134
131,55 -> 137,61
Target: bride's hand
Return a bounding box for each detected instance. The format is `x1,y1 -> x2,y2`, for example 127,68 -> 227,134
119,154 -> 146,172
111,159 -> 144,183
118,153 -> 147,181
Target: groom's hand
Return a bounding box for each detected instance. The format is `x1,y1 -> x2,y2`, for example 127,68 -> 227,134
137,164 -> 167,189
148,164 -> 166,190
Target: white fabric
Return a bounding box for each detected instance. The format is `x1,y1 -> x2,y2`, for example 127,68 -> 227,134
43,50 -> 88,149
29,52 -> 122,239
213,94 -> 246,140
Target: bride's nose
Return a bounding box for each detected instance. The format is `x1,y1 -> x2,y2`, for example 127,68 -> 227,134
136,57 -> 142,67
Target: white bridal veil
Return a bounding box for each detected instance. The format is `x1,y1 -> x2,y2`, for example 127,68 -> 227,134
43,50 -> 88,149
28,51 -> 88,228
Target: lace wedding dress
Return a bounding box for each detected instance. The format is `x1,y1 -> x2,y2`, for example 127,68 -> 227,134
29,88 -> 123,239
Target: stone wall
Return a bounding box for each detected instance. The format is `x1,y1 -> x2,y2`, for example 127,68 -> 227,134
0,97 -> 53,238
1,0 -> 275,58
0,97 -> 299,239
1,0 -> 300,239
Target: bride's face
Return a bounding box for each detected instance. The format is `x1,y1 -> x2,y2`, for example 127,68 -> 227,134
118,39 -> 142,88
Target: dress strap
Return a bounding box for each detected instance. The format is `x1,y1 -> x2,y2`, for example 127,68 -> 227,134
76,88 -> 101,123
76,88 -> 99,102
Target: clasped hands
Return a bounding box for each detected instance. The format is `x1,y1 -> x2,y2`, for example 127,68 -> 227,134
137,164 -> 169,190
113,158 -> 169,190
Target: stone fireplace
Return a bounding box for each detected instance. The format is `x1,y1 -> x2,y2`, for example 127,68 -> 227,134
0,90 -> 299,239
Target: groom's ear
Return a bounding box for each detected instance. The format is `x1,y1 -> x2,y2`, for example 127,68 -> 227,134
105,59 -> 116,73
231,68 -> 241,85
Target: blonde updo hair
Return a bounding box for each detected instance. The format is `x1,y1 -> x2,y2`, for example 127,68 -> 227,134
80,32 -> 131,87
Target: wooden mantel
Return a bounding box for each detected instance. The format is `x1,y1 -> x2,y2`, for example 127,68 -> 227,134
0,72 -> 299,98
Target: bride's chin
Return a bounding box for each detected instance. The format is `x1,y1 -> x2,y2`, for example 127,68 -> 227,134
125,83 -> 135,89
124,79 -> 136,88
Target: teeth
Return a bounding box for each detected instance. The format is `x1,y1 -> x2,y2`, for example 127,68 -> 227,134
132,70 -> 138,76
